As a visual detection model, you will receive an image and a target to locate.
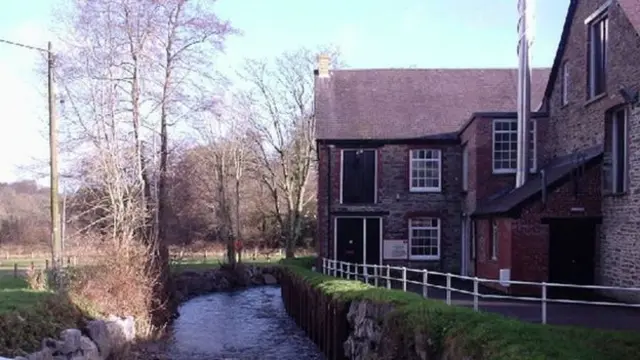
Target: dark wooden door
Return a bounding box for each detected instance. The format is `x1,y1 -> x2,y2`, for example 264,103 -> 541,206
336,218 -> 364,276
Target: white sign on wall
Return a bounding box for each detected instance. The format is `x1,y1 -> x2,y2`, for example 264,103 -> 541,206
383,239 -> 408,260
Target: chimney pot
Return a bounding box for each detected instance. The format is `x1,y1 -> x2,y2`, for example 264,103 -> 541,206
317,54 -> 330,78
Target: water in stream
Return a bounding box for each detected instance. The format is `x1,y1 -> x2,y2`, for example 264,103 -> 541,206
165,285 -> 324,360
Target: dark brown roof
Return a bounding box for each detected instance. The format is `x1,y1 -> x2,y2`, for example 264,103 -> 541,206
544,0 -> 640,100
315,68 -> 550,140
473,145 -> 604,217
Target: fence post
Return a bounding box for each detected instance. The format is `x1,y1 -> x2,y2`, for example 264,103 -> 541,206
45,259 -> 49,270
13,263 -> 17,278
322,258 -> 327,275
402,267 -> 407,292
386,265 -> 391,289
374,265 -> 379,287
422,269 -> 428,298
333,260 -> 337,277
364,264 -> 369,284
541,282 -> 548,324
446,273 -> 452,305
473,277 -> 479,311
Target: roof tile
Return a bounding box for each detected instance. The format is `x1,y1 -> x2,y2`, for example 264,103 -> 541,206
315,68 -> 550,139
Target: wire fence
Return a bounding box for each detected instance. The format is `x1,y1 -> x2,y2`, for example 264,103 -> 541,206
322,258 -> 640,325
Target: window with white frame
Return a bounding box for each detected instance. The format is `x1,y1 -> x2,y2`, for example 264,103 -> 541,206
462,146 -> 469,191
410,149 -> 441,192
603,107 -> 628,194
409,218 -> 440,260
561,61 -> 569,105
490,219 -> 498,260
587,7 -> 608,99
492,119 -> 536,173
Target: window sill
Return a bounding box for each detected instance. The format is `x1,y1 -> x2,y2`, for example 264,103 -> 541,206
409,188 -> 442,193
585,92 -> 607,107
409,257 -> 440,261
603,191 -> 627,198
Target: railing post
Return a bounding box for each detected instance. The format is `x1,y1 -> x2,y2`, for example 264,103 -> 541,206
332,260 -> 337,277
374,265 -> 379,287
446,273 -> 452,305
386,265 -> 391,289
364,264 -> 370,284
402,267 -> 407,292
541,282 -> 548,325
422,269 -> 428,298
322,258 -> 327,275
473,277 -> 479,311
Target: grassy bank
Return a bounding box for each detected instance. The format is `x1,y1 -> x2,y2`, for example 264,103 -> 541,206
279,257 -> 640,360
0,275 -> 86,356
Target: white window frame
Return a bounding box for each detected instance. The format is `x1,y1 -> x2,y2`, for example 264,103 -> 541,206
462,146 -> 469,192
409,218 -> 440,261
586,3 -> 609,99
609,107 -> 628,194
561,61 -> 569,105
491,219 -> 498,261
409,149 -> 442,192
339,148 -> 378,204
492,119 -> 537,174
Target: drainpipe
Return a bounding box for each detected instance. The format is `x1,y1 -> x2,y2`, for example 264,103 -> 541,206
540,169 -> 547,209
516,0 -> 535,188
326,144 -> 334,260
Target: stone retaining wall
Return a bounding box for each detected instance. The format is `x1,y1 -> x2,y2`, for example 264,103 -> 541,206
0,316 -> 135,360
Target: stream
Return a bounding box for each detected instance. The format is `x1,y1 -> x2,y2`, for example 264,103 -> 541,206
165,285 -> 324,360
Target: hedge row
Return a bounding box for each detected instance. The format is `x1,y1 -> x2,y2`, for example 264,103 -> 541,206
279,257 -> 640,360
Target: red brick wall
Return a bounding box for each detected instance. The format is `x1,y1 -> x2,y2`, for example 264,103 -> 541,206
460,116 -> 516,215
475,217 -> 513,292
511,164 -> 602,294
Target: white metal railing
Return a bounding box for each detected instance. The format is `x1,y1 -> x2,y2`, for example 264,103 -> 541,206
321,258 -> 640,324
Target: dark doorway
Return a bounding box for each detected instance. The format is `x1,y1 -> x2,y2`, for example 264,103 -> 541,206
548,218 -> 597,299
335,217 -> 381,279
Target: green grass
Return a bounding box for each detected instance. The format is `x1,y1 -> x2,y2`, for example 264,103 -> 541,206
170,256 -> 284,273
279,257 -> 640,360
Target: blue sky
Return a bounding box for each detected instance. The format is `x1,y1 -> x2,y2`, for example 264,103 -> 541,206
0,0 -> 569,183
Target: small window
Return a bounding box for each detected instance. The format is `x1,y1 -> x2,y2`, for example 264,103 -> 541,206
490,219 -> 498,260
561,61 -> 569,105
492,119 -> 536,174
587,10 -> 608,99
603,107 -> 628,194
409,149 -> 441,192
462,146 -> 469,191
409,218 -> 440,260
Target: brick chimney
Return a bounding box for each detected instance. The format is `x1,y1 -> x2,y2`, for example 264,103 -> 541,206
317,54 -> 330,78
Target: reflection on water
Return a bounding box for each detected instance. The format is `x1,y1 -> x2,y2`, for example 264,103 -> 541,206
166,286 -> 324,360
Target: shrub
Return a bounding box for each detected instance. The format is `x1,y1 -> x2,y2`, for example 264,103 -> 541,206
65,244 -> 164,339
281,257 -> 640,360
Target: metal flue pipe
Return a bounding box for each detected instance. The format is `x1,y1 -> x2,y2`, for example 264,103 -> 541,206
516,0 -> 535,188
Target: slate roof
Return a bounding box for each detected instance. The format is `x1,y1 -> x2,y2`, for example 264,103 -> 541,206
473,145 -> 604,216
315,68 -> 550,140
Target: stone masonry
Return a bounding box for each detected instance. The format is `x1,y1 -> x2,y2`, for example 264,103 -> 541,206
317,142 -> 462,272
543,0 -> 640,301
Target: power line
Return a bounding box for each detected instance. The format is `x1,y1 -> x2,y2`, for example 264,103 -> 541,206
0,38 -> 47,53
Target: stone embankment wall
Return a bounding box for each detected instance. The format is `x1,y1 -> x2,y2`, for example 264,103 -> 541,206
0,316 -> 135,360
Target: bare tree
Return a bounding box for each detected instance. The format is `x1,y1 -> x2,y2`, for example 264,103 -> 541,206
51,0 -> 235,327
239,46 -> 341,258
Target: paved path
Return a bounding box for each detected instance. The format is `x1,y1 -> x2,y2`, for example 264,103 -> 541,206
350,274 -> 640,332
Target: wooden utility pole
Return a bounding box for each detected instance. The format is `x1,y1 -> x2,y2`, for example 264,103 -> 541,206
48,41 -> 62,270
